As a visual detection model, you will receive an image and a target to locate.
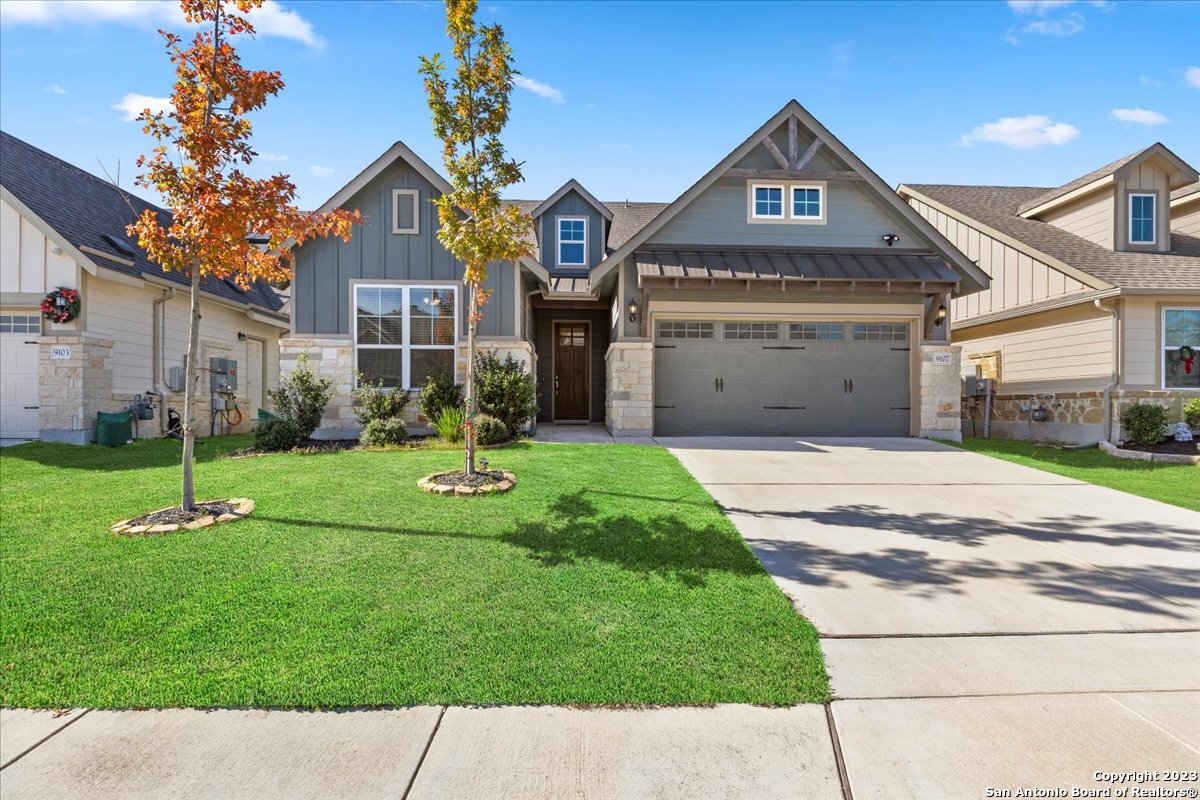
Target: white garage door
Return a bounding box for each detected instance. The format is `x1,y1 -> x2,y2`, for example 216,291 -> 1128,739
654,319 -> 912,437
1,314 -> 42,440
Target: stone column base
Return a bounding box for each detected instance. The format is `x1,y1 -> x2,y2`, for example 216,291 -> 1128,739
605,341 -> 653,437
919,343 -> 962,442
38,333 -> 114,444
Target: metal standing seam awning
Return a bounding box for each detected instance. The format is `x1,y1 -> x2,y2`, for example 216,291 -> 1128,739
634,248 -> 961,292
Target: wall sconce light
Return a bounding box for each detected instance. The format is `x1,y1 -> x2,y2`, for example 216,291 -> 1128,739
237,332 -> 247,341
627,298 -> 639,323
934,303 -> 947,326
882,233 -> 900,247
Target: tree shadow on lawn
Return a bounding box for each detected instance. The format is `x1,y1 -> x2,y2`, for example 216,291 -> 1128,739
0,437 -> 234,472
256,489 -> 764,589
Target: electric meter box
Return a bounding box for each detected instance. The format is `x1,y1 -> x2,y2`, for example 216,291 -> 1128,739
209,357 -> 238,393
964,376 -> 994,397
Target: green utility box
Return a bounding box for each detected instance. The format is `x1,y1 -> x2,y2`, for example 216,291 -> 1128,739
257,408 -> 281,426
96,411 -> 133,447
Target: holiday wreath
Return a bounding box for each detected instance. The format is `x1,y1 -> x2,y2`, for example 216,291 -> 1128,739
40,286 -> 81,324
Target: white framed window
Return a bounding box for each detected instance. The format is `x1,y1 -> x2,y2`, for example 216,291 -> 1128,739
724,321 -> 779,340
1129,193 -> 1156,245
791,185 -> 824,220
0,314 -> 40,333
556,216 -> 587,267
751,184 -> 785,219
1163,307 -> 1200,390
852,323 -> 908,341
392,189 -> 419,235
353,284 -> 457,389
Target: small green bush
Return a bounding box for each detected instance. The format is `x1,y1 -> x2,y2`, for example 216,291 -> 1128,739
352,372 -> 411,425
1120,403 -> 1168,445
1185,397 -> 1200,430
268,352 -> 332,440
418,372 -> 464,423
359,417 -> 409,448
474,413 -> 509,446
254,418 -> 300,452
434,406 -> 466,444
475,352 -> 538,435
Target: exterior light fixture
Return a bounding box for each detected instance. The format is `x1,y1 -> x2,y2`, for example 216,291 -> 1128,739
627,298 -> 639,323
882,233 -> 900,247
935,303 -> 947,326
237,332 -> 247,341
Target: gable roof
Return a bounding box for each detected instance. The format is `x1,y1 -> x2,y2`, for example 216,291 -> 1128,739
312,139 -> 453,214
531,179 -> 613,221
902,183 -> 1200,291
1172,181 -> 1200,204
588,100 -> 991,295
1016,143 -> 1199,217
0,130 -> 286,315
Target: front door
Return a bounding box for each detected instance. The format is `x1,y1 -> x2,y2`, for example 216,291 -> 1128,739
553,322 -> 589,421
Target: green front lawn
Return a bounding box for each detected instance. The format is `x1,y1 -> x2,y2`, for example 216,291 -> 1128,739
0,437 -> 826,708
953,437 -> 1198,512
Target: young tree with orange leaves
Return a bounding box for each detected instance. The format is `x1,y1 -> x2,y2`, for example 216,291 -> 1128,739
129,0 -> 359,511
419,0 -> 533,477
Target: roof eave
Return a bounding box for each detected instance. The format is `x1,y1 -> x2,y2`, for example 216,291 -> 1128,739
530,179 -> 613,221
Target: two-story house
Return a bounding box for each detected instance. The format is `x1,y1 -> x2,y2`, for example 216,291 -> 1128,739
900,144 -> 1200,444
284,101 -> 989,440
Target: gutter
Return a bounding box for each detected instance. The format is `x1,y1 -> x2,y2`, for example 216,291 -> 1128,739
152,286 -> 176,434
1094,298 -> 1120,444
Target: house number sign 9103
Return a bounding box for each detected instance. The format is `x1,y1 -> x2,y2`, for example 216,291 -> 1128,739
50,345 -> 71,360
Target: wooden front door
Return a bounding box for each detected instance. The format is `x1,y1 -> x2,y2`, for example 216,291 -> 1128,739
553,322 -> 589,421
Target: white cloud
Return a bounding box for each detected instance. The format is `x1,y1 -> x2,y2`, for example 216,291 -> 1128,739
829,40 -> 854,66
1022,13 -> 1084,36
0,1 -> 323,49
73,116 -> 90,125
1185,67 -> 1200,89
112,93 -> 171,121
1111,108 -> 1169,126
1139,75 -> 1165,88
513,75 -> 564,104
1008,0 -> 1076,13
257,153 -> 289,162
958,115 -> 1081,149
310,165 -> 335,177
42,83 -> 67,95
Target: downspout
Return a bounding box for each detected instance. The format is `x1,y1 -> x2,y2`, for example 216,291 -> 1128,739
152,287 -> 176,434
1094,298 -> 1119,444
524,286 -> 542,434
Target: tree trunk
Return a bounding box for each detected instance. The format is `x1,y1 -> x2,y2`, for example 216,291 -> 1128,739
181,266 -> 202,511
464,282 -> 478,476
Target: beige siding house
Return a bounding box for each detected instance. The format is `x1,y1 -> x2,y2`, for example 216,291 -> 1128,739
0,131 -> 288,443
899,144 -> 1200,443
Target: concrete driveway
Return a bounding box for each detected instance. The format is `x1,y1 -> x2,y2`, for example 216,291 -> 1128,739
664,437 -> 1200,798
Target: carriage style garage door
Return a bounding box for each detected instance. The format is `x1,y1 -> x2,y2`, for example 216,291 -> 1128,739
653,319 -> 912,437
0,314 -> 42,440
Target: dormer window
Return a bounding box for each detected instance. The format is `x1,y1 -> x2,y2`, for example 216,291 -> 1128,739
392,189 -> 419,235
557,217 -> 587,267
752,185 -> 784,219
791,185 -> 824,220
1129,193 -> 1156,245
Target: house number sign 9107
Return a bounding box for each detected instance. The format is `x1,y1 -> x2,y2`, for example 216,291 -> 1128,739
50,345 -> 71,360
931,353 -> 953,366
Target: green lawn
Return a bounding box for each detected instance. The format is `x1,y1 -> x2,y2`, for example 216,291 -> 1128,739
953,437 -> 1198,512
0,437 -> 826,708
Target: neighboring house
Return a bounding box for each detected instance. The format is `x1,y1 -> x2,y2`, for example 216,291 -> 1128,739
0,131 -> 288,443
900,144 -> 1200,444
285,100 -> 988,440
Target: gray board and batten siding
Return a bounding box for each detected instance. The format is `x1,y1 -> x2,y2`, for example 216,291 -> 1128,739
538,188 -> 607,272
291,159 -> 518,338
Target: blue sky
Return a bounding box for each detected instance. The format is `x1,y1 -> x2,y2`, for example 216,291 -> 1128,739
2,0 -> 1198,209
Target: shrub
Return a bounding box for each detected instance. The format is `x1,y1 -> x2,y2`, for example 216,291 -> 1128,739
1185,397 -> 1200,430
474,413 -> 509,446
475,352 -> 538,435
254,418 -> 300,452
1120,403 -> 1167,445
433,406 -> 466,444
359,417 -> 409,448
268,352 -> 332,440
352,372 -> 411,425
418,372 -> 464,423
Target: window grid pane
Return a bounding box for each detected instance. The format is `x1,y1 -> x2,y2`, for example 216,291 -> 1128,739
1164,309 -> 1200,389
0,314 -> 39,333
754,186 -> 783,217
1131,195 -> 1155,243
792,187 -> 821,218
355,285 -> 457,390
852,323 -> 908,341
724,322 -> 779,340
790,322 -> 844,340
658,321 -> 714,340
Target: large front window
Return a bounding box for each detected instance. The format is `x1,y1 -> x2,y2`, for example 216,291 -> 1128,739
1164,308 -> 1200,389
1129,193 -> 1156,245
354,285 -> 457,389
557,217 -> 587,267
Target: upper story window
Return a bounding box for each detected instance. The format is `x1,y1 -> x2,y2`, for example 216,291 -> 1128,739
1129,193 -> 1156,245
557,217 -> 587,267
752,185 -> 784,219
354,284 -> 457,390
1163,308 -> 1199,390
393,189 -> 419,235
791,186 -> 823,220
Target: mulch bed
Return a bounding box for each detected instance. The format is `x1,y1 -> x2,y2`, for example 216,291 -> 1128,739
134,501 -> 237,527
227,439 -> 361,459
418,469 -> 516,496
111,498 -> 255,536
1119,439 -> 1199,456
429,469 -> 508,488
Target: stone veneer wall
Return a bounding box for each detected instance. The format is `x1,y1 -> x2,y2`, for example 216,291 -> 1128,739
279,336 -> 534,439
918,344 -> 962,442
38,332 -> 114,444
965,389 -> 1194,444
604,341 -> 653,437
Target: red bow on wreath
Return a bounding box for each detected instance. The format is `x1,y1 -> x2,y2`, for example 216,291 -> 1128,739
1180,345 -> 1196,375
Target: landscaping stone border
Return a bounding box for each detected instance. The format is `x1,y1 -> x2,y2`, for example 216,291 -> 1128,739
418,471 -> 516,496
111,498 -> 256,536
1098,441 -> 1200,466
